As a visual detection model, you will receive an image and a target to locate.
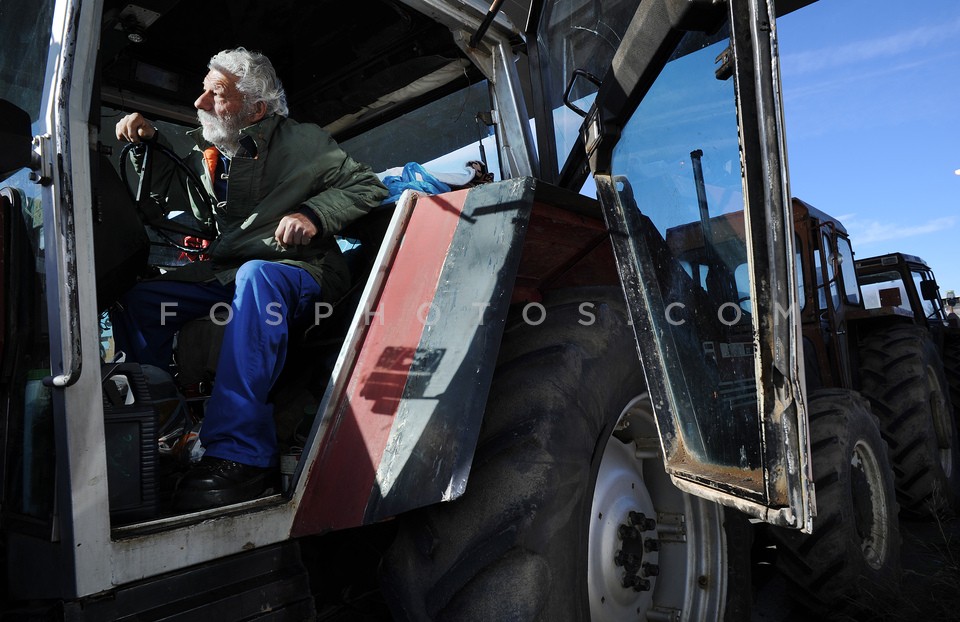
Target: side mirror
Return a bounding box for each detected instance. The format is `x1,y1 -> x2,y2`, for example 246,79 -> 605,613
0,99 -> 35,183
919,279 -> 939,302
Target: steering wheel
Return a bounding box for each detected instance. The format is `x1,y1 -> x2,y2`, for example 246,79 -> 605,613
119,140 -> 216,256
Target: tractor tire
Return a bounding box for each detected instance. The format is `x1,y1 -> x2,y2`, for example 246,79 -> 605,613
859,324 -> 960,515
380,287 -> 748,621
770,389 -> 901,615
944,332 -> 960,426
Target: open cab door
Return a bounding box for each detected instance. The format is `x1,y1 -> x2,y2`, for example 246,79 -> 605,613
569,0 -> 814,530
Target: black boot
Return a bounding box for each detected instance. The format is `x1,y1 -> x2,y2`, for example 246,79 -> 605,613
173,456 -> 277,511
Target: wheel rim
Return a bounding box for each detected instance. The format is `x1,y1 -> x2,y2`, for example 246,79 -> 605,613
850,438 -> 891,570
925,363 -> 953,478
587,394 -> 726,621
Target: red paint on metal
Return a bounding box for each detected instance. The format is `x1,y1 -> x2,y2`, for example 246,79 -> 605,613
292,190 -> 468,535
512,201 -> 617,304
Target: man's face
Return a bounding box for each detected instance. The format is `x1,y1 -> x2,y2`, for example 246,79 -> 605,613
194,69 -> 256,152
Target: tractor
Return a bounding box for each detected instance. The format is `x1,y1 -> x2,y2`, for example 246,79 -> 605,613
856,251 -> 960,461
0,0 -> 940,619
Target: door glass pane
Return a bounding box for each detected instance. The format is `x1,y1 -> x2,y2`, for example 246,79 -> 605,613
822,233 -> 840,309
813,236 -> 826,311
609,32 -> 764,497
0,0 -> 57,120
837,238 -> 859,305
795,235 -> 805,312
0,0 -> 57,523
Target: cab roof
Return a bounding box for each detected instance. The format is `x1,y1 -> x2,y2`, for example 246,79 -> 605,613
99,0 -> 817,142
98,0 -> 495,139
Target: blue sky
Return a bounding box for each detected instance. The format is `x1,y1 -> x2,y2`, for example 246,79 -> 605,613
777,0 -> 960,294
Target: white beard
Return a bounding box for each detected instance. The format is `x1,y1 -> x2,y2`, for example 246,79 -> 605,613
197,109 -> 244,156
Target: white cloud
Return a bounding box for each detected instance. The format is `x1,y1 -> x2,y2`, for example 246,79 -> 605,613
843,215 -> 957,246
783,56 -> 934,102
781,17 -> 960,75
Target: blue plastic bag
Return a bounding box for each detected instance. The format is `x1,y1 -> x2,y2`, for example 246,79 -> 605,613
380,162 -> 452,204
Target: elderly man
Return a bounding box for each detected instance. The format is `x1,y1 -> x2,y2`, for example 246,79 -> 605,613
113,47 -> 387,510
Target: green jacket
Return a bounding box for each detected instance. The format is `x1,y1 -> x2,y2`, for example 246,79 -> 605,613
145,114 -> 387,302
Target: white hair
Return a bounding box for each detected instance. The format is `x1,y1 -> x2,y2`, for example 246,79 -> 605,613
208,47 -> 289,117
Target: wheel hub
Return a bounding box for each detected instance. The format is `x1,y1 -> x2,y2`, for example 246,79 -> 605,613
614,511 -> 660,592
587,396 -> 727,621
588,435 -> 660,617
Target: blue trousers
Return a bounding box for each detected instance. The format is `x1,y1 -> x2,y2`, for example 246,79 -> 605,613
111,260 -> 323,467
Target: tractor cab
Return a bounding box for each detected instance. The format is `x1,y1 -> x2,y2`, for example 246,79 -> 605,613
857,252 -> 955,331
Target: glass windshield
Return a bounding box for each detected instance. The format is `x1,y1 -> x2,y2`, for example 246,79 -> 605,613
860,270 -> 910,313
609,30 -> 765,497
539,0 -> 639,170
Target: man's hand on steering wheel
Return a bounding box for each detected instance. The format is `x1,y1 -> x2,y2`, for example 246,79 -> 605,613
116,112 -> 157,143
115,111 -> 215,254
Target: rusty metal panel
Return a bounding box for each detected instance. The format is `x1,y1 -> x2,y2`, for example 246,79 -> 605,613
292,178 -> 536,534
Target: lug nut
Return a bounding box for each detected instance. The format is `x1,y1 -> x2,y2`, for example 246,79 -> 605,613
622,574 -> 652,591
618,524 -> 639,540
642,562 -> 660,577
614,550 -> 640,568
615,550 -> 642,572
628,511 -> 657,531
644,538 -> 660,552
